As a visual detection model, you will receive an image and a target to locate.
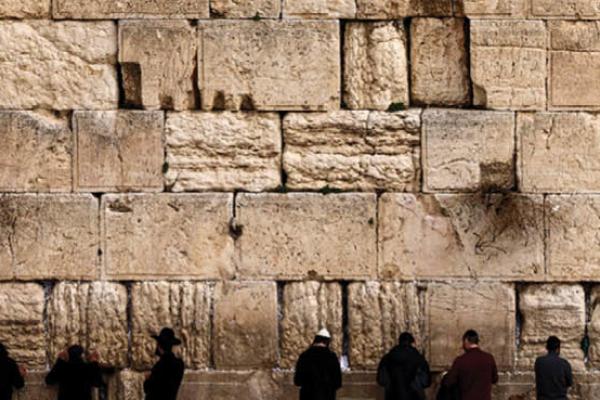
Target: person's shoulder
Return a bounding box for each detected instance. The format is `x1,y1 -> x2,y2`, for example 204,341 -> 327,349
559,357 -> 572,369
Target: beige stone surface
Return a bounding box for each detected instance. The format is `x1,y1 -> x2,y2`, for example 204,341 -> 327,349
13,373 -> 58,400
283,110 -> 420,191
198,20 -> 340,111
282,0 -> 355,18
119,21 -> 196,110
131,282 -> 211,369
74,111 -> 164,192
48,282 -> 128,368
454,0 -> 527,16
53,0 -> 209,18
213,282 -> 278,369
348,282 -> 420,369
103,194 -> 234,280
518,112 -> 600,193
165,112 -> 281,192
0,0 -> 49,17
0,111 -> 71,192
280,282 -> 342,369
210,0 -> 279,17
112,370 -> 144,400
426,282 -> 515,370
356,0 -> 452,18
423,109 -> 515,192
518,285 -> 585,371
236,194 -> 377,279
379,194 -> 544,280
277,371 -> 384,400
0,21 -> 117,110
471,20 -> 547,110
589,286 -> 600,367
0,195 -> 99,280
344,22 -> 408,110
531,0 -> 600,18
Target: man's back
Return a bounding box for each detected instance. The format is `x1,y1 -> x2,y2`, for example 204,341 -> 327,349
444,348 -> 498,400
0,356 -> 24,400
144,352 -> 185,400
294,346 -> 342,400
377,345 -> 430,400
45,359 -> 103,400
535,353 -> 572,400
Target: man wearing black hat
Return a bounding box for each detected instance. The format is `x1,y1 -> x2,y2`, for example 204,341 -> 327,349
144,327 -> 185,400
45,345 -> 103,400
0,342 -> 25,400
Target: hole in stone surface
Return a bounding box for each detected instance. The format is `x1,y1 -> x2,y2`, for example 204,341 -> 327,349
119,62 -> 143,109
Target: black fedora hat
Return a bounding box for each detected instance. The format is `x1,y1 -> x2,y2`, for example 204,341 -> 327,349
152,327 -> 182,347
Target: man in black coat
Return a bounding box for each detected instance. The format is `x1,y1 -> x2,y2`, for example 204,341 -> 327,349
0,342 -> 25,400
294,328 -> 342,400
535,336 -> 573,400
144,327 -> 185,400
45,345 -> 103,400
377,332 -> 431,400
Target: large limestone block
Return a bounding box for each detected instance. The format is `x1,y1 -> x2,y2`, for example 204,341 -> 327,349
282,0 -> 355,18
0,21 -> 117,110
280,282 -> 342,369
74,111 -> 164,192
471,20 -> 547,110
426,282 -> 515,370
379,194 -> 544,280
277,371 -> 384,400
103,194 -> 234,280
0,195 -> 99,280
348,282 -> 420,369
356,0 -> 452,18
181,371 -> 283,400
423,109 -> 515,192
531,0 -> 600,18
119,21 -> 196,110
198,20 -> 340,111
518,285 -> 585,371
410,18 -> 469,106
165,112 -> 281,192
213,282 -> 278,369
0,0 -> 48,17
518,112 -> 600,193
236,194 -> 377,280
131,282 -> 211,369
343,22 -> 408,110
48,282 -> 128,368
210,0 -> 280,17
0,112 -> 71,192
283,111 -> 421,191
53,0 -> 209,18
454,0 -> 527,17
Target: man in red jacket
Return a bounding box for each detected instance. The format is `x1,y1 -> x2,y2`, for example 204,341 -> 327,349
443,330 -> 498,400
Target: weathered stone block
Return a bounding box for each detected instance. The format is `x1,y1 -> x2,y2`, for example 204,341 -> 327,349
0,195 -> 99,280
379,194 -> 544,280
0,0 -> 49,17
423,109 -> 515,192
348,282 -> 420,369
13,373 -> 58,400
277,372 -> 384,400
210,0 -> 280,17
181,371 -> 284,400
198,20 -> 340,111
53,0 -> 209,18
344,22 -> 408,110
74,111 -> 164,192
103,194 -> 234,280
471,20 -> 547,110
48,282 -> 128,368
236,194 -> 377,280
111,370 -> 144,400
589,286 -> 600,367
281,282 -> 342,369
410,18 -> 469,106
0,21 -> 117,110
283,111 -> 420,191
119,21 -> 196,110
131,282 -> 211,370
454,0 -> 527,17
426,282 -> 515,370
213,282 -> 278,369
282,0 -> 355,18
165,112 -> 281,192
531,0 -> 600,18
356,0 -> 452,18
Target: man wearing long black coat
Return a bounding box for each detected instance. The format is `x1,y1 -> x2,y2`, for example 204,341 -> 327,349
45,345 -> 103,400
0,342 -> 25,400
144,327 -> 185,400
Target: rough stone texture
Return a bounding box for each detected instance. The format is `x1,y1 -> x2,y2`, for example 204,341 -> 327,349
348,282 -> 421,369
356,0 -> 452,18
280,282 -> 343,369
213,282 -> 278,369
518,112 -> 600,193
165,112 -> 281,192
0,195 -> 99,280
53,0 -> 209,18
74,111 -> 164,192
454,0 -> 527,17
423,109 -> 515,192
103,194 -> 234,280
119,21 -> 197,111
198,20 -> 340,111
0,21 -> 117,110
530,0 -> 600,18
236,194 -> 377,280
283,110 -> 421,191
471,20 -> 547,110
344,22 -> 408,110
0,111 -> 71,192
131,282 -> 211,370
282,0 -> 355,18
48,282 -> 128,368
426,282 -> 515,370
411,18 -> 469,106
518,285 -> 585,371
210,0 -> 280,17
589,286 -> 600,367
0,0 -> 49,17
12,373 -> 58,400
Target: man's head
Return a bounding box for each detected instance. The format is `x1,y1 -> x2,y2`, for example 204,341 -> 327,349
546,336 -> 561,354
398,332 -> 415,347
152,327 -> 182,355
313,328 -> 331,347
462,330 -> 480,350
67,345 -> 84,362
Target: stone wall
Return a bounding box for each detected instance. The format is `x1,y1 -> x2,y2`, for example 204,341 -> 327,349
1,1 -> 600,399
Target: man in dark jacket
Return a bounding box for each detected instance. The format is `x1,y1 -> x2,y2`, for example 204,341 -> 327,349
443,330 -> 498,400
535,336 -> 573,400
144,327 -> 185,400
294,328 -> 342,400
377,332 -> 431,400
0,342 -> 25,400
45,345 -> 103,400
